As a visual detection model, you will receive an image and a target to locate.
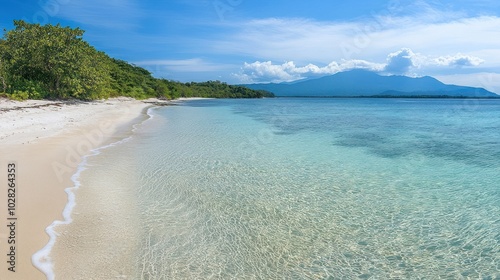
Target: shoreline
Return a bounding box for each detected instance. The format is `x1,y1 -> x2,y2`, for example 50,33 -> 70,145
0,98 -> 158,279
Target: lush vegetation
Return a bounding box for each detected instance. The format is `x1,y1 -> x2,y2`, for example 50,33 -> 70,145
0,20 -> 273,101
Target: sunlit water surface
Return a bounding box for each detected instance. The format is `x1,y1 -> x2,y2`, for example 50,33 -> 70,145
85,98 -> 500,279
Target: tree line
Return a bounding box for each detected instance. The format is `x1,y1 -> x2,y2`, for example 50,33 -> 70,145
0,20 -> 273,101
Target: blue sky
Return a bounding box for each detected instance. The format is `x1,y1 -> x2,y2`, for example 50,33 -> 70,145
1,0 -> 500,93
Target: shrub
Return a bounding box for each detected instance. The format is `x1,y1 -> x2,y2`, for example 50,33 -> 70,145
9,90 -> 29,101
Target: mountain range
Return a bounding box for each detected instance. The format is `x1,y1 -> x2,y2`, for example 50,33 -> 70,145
243,70 -> 498,98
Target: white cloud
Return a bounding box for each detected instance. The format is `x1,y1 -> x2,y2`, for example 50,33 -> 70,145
384,48 -> 416,74
381,50 -> 485,73
235,59 -> 384,83
434,54 -> 484,67
238,61 -> 301,82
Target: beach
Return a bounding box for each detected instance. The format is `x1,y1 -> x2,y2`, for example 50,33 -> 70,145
0,97 -> 155,280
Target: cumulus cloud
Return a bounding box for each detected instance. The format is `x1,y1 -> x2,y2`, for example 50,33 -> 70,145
235,59 -> 384,83
384,48 -> 416,74
237,61 -> 300,83
434,54 -> 484,67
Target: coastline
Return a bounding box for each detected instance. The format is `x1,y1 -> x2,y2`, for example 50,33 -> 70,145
0,98 -> 157,279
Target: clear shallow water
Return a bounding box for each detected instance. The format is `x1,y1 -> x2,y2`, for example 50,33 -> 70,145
85,98 -> 500,278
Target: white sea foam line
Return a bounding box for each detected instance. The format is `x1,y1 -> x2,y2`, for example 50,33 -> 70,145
31,107 -> 157,280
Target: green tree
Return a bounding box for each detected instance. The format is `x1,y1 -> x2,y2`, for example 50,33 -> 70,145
2,20 -> 110,99
107,58 -> 161,99
0,39 -> 7,92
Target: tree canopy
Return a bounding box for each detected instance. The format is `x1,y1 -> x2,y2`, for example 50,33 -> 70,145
0,20 -> 273,100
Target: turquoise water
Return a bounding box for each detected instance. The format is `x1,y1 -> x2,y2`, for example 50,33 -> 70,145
124,98 -> 498,278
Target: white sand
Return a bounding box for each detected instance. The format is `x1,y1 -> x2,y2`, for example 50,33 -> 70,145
0,97 -> 164,279
0,97 -> 163,145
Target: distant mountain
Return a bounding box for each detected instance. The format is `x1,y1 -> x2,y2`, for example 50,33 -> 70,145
243,70 -> 499,98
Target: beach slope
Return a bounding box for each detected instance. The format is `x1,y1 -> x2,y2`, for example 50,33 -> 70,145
0,98 -> 153,280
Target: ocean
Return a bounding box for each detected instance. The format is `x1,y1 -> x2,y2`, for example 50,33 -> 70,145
51,98 -> 499,279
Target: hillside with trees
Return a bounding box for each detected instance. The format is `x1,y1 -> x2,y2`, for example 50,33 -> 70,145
0,20 -> 273,101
